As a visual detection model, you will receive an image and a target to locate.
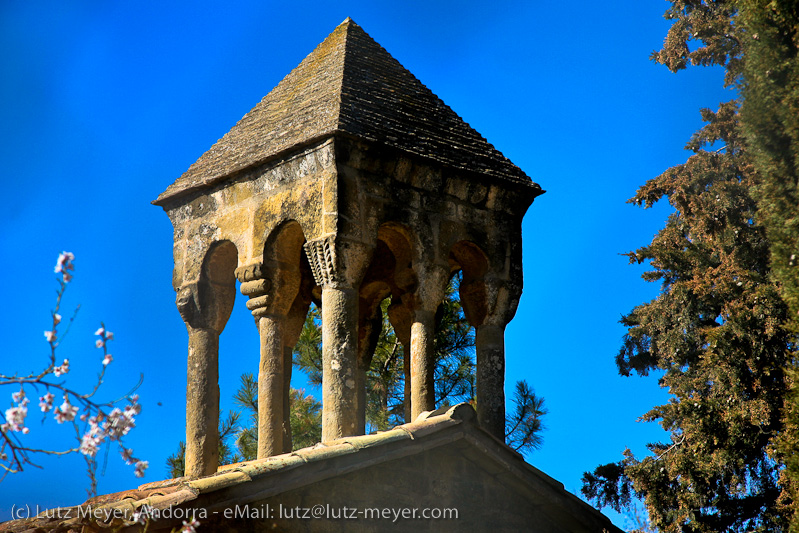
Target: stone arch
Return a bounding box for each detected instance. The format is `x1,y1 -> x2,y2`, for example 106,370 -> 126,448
244,220 -> 315,455
352,222 -> 417,433
448,240 -> 490,328
264,220 -> 307,266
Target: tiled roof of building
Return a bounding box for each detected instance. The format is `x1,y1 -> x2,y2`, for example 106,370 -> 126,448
155,18 -> 537,205
0,404 -> 620,533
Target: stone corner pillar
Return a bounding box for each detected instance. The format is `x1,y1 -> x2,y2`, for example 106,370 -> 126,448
464,275 -> 521,442
176,282 -> 225,479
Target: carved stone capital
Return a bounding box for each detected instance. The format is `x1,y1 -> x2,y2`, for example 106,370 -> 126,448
176,282 -> 204,328
304,236 -> 338,286
235,261 -> 299,318
176,280 -> 235,332
460,276 -> 520,328
304,235 -> 373,288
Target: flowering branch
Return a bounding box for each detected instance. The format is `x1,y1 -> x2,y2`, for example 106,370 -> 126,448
0,252 -> 147,496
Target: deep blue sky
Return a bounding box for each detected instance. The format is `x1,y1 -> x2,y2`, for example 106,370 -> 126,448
0,1 -> 732,528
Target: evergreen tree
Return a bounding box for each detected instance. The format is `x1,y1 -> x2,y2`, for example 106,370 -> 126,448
736,6 -> 799,525
582,2 -> 795,530
738,1 -> 799,331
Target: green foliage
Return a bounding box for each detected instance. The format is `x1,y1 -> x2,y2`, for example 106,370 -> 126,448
433,277 -> 476,407
289,388 -> 322,449
737,0 -> 799,335
736,4 -> 799,527
582,3 -> 798,530
505,380 -> 547,454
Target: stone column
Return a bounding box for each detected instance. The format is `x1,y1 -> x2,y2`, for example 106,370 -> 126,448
463,275 -> 519,442
176,281 -> 229,478
410,309 -> 436,420
237,261 -> 299,458
184,325 -> 220,478
321,285 -> 359,440
305,236 -> 372,442
407,265 -> 448,420
387,300 -> 412,423
255,314 -> 285,457
475,321 -> 506,440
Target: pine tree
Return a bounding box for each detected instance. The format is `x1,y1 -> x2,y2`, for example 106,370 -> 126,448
582,2 -> 795,530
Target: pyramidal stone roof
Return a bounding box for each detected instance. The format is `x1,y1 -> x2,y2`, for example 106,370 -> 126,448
155,18 -> 539,205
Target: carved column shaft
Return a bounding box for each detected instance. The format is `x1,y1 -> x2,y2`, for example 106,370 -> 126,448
177,277 -> 233,479
463,275 -> 518,442
406,265 -> 448,420
185,326 -> 220,478
305,235 -> 372,442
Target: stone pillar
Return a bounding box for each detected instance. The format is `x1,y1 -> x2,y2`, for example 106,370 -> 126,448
410,309 -> 436,419
387,300 -> 412,423
475,321 -> 506,440
406,265 -> 448,420
176,279 -> 232,478
255,315 -> 285,457
320,285 -> 359,440
462,275 -> 519,442
305,235 -> 372,442
236,261 -> 299,458
184,325 -> 219,478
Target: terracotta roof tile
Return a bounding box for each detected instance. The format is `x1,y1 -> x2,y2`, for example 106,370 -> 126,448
0,404 -> 618,532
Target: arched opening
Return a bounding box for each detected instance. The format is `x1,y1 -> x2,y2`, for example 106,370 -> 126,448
449,241 -> 490,328
200,240 -> 238,332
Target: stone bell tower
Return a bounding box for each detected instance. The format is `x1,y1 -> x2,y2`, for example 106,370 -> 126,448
154,18 -> 543,479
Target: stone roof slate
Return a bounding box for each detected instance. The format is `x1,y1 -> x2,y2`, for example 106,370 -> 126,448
155,18 -> 537,205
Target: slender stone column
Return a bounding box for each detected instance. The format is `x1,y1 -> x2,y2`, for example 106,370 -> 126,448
475,322 -> 506,440
321,285 -> 359,441
282,297 -> 311,453
176,275 -> 234,478
185,326 -> 220,478
387,300 -> 413,422
410,309 -> 436,420
237,260 -> 300,458
304,235 -> 372,442
256,315 -> 284,457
